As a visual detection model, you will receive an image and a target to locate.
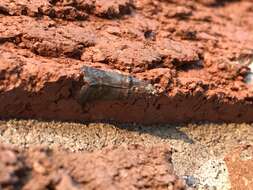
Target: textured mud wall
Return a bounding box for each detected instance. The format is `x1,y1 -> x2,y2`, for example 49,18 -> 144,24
1,0 -> 253,123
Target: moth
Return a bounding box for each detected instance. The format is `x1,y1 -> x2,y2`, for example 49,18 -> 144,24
79,66 -> 157,103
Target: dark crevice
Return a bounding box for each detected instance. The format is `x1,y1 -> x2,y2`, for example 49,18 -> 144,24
144,30 -> 156,40
15,167 -> 31,190
174,59 -> 204,71
202,0 -> 240,7
49,0 -> 58,5
0,6 -> 10,15
64,44 -> 87,60
0,35 -> 22,45
147,57 -> 166,70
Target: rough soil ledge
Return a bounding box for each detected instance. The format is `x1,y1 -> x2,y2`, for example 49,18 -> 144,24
1,0 -> 253,124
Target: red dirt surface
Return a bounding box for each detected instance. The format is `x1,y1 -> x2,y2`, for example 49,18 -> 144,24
0,0 -> 253,123
0,143 -> 187,190
225,145 -> 253,190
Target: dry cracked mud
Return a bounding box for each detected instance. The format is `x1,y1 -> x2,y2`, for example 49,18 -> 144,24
1,0 -> 253,123
1,0 -> 253,190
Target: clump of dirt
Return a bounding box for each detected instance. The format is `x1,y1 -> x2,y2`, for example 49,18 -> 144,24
0,143 -> 188,190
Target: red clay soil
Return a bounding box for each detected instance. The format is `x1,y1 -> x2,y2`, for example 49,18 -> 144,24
0,143 -> 187,190
0,0 -> 253,123
225,144 -> 253,190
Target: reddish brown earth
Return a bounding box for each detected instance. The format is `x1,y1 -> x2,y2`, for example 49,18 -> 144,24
225,144 -> 253,190
0,143 -> 188,190
1,0 -> 253,123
